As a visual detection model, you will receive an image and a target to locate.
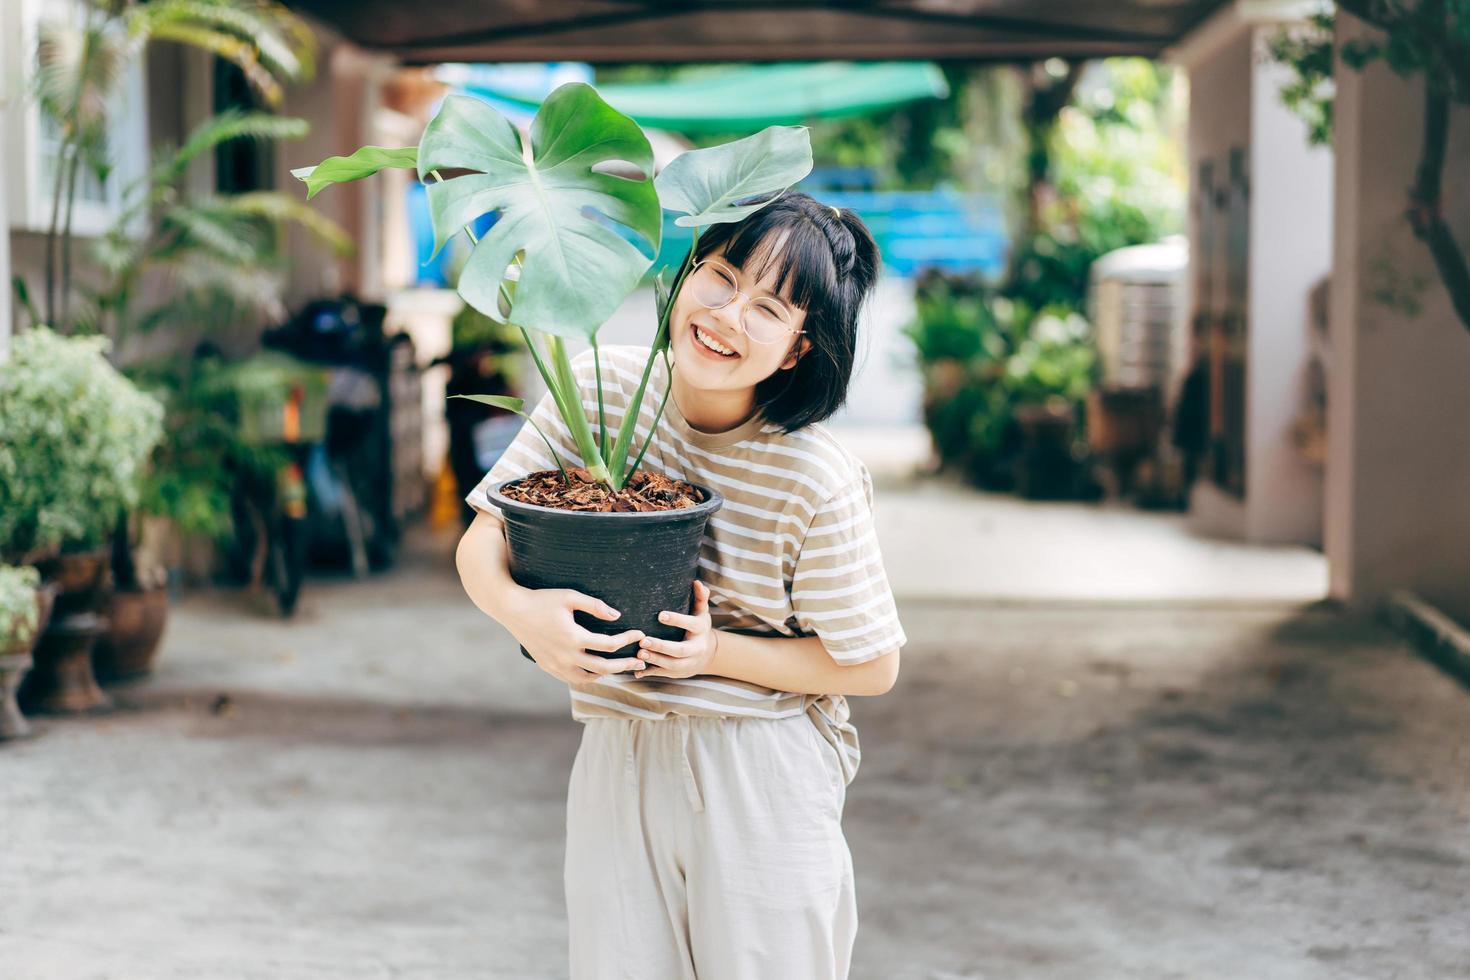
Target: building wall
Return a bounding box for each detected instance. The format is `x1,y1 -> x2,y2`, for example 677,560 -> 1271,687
1244,29 -> 1332,545
1327,15 -> 1470,618
2,9 -> 384,354
275,36 -> 395,307
1180,24 -> 1252,539
1176,8 -> 1332,547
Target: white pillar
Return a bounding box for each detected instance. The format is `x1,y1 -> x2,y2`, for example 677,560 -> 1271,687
1244,29 -> 1333,544
1170,3 -> 1335,546
1325,14 -> 1470,619
0,6 -> 12,358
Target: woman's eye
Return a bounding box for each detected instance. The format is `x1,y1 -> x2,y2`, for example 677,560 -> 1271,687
750,300 -> 789,325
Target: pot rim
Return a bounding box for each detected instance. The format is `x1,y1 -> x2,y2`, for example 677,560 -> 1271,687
487,477 -> 724,522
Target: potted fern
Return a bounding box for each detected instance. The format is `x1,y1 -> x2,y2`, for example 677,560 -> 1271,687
296,82 -> 811,653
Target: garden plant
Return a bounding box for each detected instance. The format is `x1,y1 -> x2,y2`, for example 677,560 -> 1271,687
0,327 -> 163,714
297,81 -> 813,651
296,82 -> 812,505
0,564 -> 44,739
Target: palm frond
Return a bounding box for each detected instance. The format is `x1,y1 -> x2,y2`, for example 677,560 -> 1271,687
148,250 -> 287,318
126,0 -> 315,104
160,110 -> 310,184
35,20 -> 132,131
223,192 -> 355,257
142,21 -> 280,104
160,204 -> 265,264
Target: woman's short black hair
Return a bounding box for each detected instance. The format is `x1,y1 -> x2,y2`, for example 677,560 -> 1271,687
691,191 -> 881,433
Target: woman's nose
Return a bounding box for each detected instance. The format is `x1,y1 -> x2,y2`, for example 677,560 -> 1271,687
708,294 -> 747,336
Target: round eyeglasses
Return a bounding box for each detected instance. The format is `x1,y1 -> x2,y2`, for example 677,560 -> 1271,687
685,260 -> 803,345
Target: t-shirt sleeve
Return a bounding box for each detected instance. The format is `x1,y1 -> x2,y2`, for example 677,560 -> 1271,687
789,461 -> 907,665
463,350 -> 598,523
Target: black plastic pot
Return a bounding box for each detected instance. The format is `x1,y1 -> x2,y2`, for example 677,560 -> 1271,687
487,478 -> 724,660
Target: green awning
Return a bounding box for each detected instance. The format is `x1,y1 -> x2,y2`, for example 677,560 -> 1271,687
463,62 -> 949,134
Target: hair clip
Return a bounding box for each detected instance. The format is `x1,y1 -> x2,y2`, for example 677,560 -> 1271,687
829,205 -> 841,219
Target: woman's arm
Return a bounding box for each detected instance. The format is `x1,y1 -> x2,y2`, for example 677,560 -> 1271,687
455,512 -> 526,625
456,512 -> 648,682
710,631 -> 901,697
634,581 -> 901,696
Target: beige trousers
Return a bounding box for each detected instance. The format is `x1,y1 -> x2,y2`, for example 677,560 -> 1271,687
565,713 -> 856,980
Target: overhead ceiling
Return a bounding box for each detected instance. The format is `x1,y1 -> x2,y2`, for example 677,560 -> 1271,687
285,0 -> 1224,65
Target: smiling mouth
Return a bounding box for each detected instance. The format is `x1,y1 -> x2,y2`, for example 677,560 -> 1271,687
692,323 -> 740,358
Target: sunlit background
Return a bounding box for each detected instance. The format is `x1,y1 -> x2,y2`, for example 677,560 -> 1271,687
2,1 -> 1469,976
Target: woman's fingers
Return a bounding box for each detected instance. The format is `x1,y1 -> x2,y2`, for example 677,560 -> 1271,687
579,628 -> 645,653
692,580 -> 710,614
551,663 -> 600,683
638,635 -> 692,658
574,653 -> 646,674
657,609 -> 702,631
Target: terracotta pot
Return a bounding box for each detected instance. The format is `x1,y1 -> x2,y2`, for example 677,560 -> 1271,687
40,547 -> 112,617
20,613 -> 109,714
21,548 -> 112,714
0,583 -> 57,740
94,586 -> 169,682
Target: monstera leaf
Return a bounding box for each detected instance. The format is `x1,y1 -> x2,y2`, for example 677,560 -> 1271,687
654,126 -> 813,229
418,85 -> 662,340
292,146 -> 417,199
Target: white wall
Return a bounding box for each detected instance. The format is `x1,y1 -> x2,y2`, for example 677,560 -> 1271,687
1174,6 -> 1333,547
1179,22 -> 1252,538
1245,29 -> 1332,545
1326,14 -> 1470,619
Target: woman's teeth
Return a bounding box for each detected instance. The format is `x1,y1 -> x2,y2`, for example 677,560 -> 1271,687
695,325 -> 738,357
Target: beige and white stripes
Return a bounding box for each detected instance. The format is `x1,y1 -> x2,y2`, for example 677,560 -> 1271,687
466,345 -> 907,784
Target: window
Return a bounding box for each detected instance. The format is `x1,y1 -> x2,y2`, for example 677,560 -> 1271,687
2,0 -> 148,237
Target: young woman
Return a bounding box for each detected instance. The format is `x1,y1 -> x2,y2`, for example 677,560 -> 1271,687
455,191 -> 906,980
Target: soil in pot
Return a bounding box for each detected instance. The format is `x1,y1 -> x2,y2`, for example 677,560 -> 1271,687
489,470 -> 723,660
500,468 -> 703,512
94,586 -> 169,683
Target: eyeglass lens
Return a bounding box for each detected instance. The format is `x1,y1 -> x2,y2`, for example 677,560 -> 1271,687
688,263 -> 792,344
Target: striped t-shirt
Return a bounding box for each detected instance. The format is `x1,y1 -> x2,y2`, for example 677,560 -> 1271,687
466,344 -> 907,785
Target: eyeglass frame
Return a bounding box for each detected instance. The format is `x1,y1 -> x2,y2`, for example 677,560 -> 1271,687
686,258 -> 806,345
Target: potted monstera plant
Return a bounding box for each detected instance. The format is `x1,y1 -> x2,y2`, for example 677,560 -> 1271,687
296,83 -> 811,654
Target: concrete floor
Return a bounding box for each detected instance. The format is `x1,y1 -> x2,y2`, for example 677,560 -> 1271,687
2,523 -> 1467,979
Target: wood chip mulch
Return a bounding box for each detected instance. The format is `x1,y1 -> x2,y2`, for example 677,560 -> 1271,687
499,468 -> 703,512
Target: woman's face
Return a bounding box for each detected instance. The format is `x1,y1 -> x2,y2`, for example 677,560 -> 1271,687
668,242 -> 810,395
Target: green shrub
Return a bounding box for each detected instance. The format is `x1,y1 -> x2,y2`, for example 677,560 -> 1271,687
905,276 -> 1095,486
0,564 -> 41,649
0,327 -> 165,558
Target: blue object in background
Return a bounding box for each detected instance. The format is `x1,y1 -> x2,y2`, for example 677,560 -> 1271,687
408,182 -> 497,288
647,184 -> 1009,281
407,161 -> 1009,287
407,181 -> 449,287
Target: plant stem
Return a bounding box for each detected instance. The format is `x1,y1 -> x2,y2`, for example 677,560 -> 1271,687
592,335 -> 607,457
45,133 -> 71,326
623,348 -> 675,483
608,230 -> 700,484
548,334 -> 612,485
59,139 -> 84,330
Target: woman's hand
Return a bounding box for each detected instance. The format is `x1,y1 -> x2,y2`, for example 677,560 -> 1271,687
504,587 -> 648,685
635,580 -> 719,680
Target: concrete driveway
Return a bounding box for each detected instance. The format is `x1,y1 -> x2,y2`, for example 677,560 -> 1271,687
2,525 -> 1466,979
